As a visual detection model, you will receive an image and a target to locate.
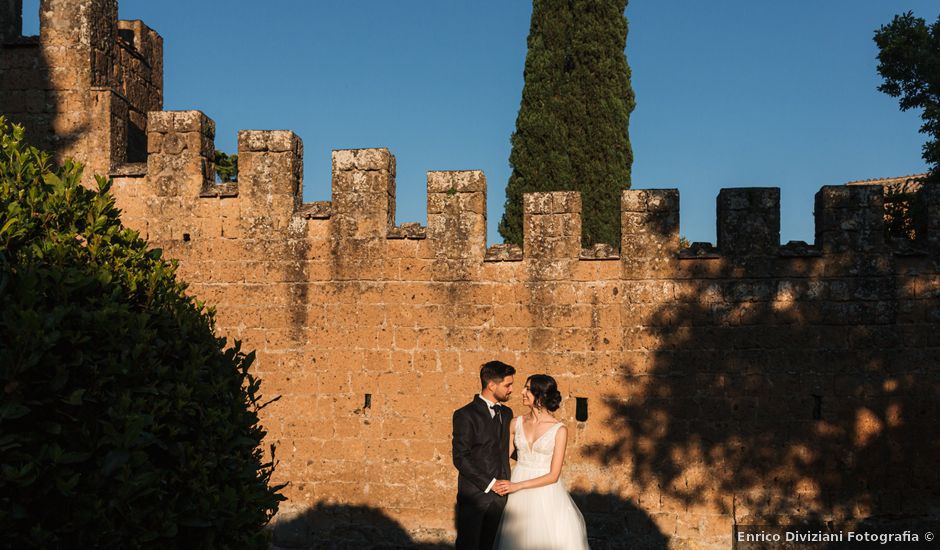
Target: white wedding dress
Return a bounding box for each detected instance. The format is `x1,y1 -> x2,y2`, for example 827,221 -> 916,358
493,417 -> 590,550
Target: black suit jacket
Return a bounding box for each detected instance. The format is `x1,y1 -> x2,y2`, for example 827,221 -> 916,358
452,396 -> 513,503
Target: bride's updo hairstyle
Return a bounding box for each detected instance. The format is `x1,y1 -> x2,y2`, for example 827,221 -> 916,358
527,374 -> 562,412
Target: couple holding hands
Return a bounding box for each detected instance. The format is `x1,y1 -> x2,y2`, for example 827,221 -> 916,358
452,361 -> 590,550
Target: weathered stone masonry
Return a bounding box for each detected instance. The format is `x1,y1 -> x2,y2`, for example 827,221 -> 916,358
3,2 -> 940,548
0,0 -> 160,177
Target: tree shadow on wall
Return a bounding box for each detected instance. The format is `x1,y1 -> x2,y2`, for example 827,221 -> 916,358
585,267 -> 940,538
265,493 -> 667,549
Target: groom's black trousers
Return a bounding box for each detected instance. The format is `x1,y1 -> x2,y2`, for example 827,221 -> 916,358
455,492 -> 507,550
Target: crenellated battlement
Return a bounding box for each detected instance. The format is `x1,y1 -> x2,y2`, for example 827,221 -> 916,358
3,0 -> 935,273
119,111 -> 940,277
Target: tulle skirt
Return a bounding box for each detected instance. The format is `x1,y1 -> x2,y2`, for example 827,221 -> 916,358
493,463 -> 590,550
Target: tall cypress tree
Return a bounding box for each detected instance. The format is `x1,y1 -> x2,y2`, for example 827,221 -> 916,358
499,0 -> 635,248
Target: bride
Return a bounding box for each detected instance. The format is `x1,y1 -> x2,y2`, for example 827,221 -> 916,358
491,374 -> 590,549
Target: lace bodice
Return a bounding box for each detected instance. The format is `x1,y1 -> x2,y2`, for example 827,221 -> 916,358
514,416 -> 563,470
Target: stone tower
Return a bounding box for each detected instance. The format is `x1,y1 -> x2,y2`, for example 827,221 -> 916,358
1,0 -> 162,181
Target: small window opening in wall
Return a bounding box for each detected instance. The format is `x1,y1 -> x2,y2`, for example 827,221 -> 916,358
575,397 -> 588,422
118,28 -> 135,48
363,394 -> 372,409
182,233 -> 191,242
22,0 -> 40,37
126,118 -> 147,163
812,394 -> 822,420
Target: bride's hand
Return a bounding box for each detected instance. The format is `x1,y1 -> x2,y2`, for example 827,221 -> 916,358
504,482 -> 520,494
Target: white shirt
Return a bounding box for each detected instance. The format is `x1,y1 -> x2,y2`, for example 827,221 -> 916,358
478,393 -> 497,418
477,394 -> 499,493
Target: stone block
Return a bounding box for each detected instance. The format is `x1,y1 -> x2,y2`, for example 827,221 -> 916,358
426,170 -> 485,194
237,129 -> 299,153
814,185 -> 885,253
426,170 -> 487,263
147,109 -> 212,136
620,189 -> 680,276
717,187 -> 780,256
332,147 -> 393,172
523,192 -> 583,260
330,150 -> 396,244
553,191 -> 582,214
523,192 -> 553,215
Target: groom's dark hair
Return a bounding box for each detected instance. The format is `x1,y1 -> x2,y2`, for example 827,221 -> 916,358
480,360 -> 515,390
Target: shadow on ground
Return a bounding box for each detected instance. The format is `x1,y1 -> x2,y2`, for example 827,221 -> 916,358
573,491 -> 668,549
266,492 -> 667,549
267,502 -> 446,550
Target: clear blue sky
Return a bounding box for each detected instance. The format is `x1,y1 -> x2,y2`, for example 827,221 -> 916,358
24,1 -> 938,245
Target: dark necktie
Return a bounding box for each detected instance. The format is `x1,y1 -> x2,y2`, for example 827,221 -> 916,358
491,404 -> 501,424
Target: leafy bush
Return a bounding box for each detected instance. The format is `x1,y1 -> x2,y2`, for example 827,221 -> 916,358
0,118 -> 285,548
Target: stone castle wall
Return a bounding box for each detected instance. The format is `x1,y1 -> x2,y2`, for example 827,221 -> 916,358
3,2 -> 940,548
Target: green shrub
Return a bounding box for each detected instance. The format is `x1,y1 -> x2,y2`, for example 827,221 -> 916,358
214,150 -> 238,183
0,118 -> 286,548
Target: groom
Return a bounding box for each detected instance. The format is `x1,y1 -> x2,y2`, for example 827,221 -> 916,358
452,360 -> 515,550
